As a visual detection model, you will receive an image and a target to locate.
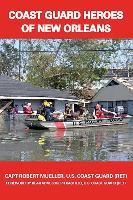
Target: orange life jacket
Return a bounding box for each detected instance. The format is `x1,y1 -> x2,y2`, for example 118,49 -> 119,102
24,106 -> 33,114
95,110 -> 105,119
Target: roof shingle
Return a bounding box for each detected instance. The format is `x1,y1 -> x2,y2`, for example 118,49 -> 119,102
0,76 -> 78,100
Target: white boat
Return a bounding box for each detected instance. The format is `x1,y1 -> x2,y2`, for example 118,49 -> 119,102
25,115 -> 132,131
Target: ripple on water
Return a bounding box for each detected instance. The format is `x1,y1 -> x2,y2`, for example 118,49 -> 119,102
0,120 -> 133,161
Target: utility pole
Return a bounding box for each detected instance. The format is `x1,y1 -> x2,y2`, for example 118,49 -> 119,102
126,53 -> 133,78
18,39 -> 21,81
127,60 -> 130,78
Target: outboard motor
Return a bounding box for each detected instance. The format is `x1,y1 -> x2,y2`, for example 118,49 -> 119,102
114,106 -> 124,116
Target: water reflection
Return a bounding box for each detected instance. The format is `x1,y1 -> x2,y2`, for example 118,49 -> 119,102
0,117 -> 133,161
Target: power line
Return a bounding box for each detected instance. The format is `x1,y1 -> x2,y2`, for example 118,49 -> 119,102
19,48 -> 133,53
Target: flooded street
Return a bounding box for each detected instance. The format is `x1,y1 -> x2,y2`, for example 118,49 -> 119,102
0,117 -> 133,161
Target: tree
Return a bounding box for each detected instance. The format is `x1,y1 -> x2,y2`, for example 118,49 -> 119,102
59,39 -> 121,89
0,41 -> 19,77
0,39 -> 132,96
25,39 -> 122,93
26,51 -> 55,87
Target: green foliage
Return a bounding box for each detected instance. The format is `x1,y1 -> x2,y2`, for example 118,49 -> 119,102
0,39 -> 126,94
25,39 -> 120,90
0,41 -> 19,77
26,52 -> 55,87
58,39 -> 111,88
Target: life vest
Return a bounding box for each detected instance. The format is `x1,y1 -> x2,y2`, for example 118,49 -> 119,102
43,101 -> 50,107
24,106 -> 33,114
38,114 -> 46,121
95,110 -> 105,119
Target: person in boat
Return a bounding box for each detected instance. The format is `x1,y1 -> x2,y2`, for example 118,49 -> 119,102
93,103 -> 116,119
23,103 -> 33,114
13,104 -> 19,114
79,106 -> 85,118
42,101 -> 51,121
37,106 -> 43,114
22,102 -> 27,113
50,102 -> 55,113
12,104 -> 19,118
72,106 -> 89,120
71,106 -> 85,120
64,105 -> 86,120
64,105 -> 74,119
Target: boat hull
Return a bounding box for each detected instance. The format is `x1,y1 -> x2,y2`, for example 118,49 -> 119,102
25,116 -> 132,130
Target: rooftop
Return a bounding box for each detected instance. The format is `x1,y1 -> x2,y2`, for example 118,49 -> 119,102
0,76 -> 78,101
113,77 -> 133,90
91,77 -> 133,102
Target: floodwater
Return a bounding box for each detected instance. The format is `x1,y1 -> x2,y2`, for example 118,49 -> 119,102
0,117 -> 133,161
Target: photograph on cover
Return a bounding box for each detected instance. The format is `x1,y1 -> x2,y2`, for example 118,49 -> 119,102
0,39 -> 133,161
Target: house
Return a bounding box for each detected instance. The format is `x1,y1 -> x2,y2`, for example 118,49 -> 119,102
90,77 -> 133,115
0,75 -> 79,113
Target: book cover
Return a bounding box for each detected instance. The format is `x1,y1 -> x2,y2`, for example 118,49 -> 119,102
0,0 -> 132,199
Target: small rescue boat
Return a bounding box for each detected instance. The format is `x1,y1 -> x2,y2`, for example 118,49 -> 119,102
25,115 -> 132,131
